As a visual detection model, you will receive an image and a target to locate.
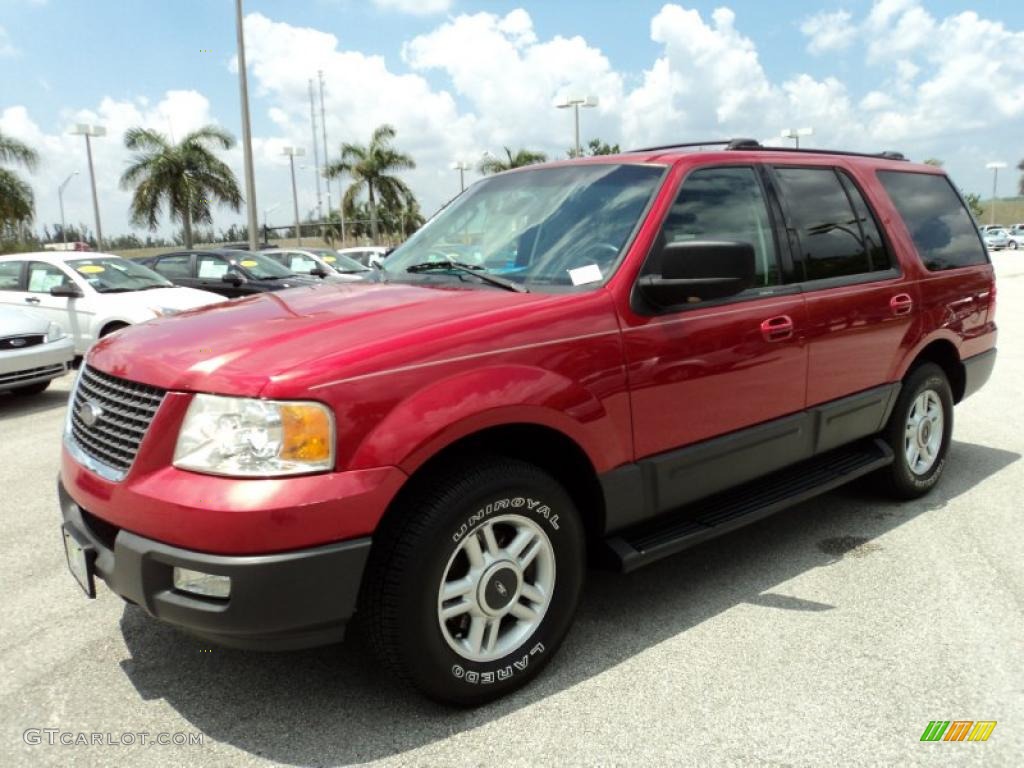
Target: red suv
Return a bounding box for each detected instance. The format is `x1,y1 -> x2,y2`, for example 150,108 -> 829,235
59,140 -> 996,705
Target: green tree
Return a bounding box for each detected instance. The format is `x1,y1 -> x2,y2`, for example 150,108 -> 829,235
963,192 -> 984,220
478,147 -> 547,174
325,124 -> 416,242
923,157 -> 943,167
0,130 -> 39,231
119,125 -> 242,249
568,138 -> 621,158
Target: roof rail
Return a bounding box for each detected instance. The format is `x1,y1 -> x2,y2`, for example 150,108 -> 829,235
626,138 -> 909,162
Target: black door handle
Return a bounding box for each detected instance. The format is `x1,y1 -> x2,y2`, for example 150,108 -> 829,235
24,296 -> 41,304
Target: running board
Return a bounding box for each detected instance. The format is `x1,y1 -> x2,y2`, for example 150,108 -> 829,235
606,438 -> 894,573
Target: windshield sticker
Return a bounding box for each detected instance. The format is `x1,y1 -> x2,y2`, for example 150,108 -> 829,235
76,265 -> 105,274
323,256 -> 336,262
240,260 -> 258,267
568,264 -> 602,286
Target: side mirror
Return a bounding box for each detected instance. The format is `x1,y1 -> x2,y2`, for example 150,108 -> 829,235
222,270 -> 245,286
310,266 -> 328,277
638,240 -> 756,309
50,282 -> 84,298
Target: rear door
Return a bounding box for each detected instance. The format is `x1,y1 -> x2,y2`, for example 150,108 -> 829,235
770,165 -> 914,412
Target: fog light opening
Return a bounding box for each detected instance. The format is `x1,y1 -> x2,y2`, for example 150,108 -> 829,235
172,567 -> 232,599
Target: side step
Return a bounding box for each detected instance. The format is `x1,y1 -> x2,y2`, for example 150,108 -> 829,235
606,438 -> 893,572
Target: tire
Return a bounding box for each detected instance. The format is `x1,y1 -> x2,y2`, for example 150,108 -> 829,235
1010,241 -> 1019,250
359,457 -> 585,706
11,380 -> 50,396
876,363 -> 954,499
100,322 -> 129,337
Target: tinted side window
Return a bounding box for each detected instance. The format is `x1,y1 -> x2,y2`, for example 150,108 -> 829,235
27,261 -> 70,293
837,171 -> 892,272
154,254 -> 192,278
0,261 -> 22,290
877,171 -> 988,271
646,166 -> 779,287
776,167 -> 875,281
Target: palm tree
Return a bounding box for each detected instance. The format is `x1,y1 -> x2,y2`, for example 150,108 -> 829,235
120,125 -> 242,248
478,147 -> 547,175
0,131 -> 39,231
325,124 -> 415,242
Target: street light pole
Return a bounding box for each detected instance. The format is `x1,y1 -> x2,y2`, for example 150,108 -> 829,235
453,161 -> 470,193
234,0 -> 259,251
781,127 -> 813,149
283,147 -> 305,245
70,125 -> 105,250
985,161 -> 1007,226
556,96 -> 598,158
58,172 -> 78,247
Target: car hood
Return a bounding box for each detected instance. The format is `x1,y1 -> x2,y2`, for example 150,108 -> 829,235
0,306 -> 48,335
86,281 -> 569,395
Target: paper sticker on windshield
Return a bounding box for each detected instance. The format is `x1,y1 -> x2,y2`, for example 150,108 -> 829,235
323,256 -> 336,263
240,260 -> 258,267
568,264 -> 602,286
77,265 -> 105,274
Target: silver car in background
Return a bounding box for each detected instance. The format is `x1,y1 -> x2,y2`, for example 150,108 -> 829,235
0,306 -> 75,395
982,228 -> 1010,251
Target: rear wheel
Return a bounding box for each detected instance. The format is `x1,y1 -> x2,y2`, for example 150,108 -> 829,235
359,457 -> 585,706
877,363 -> 953,499
1010,240 -> 1019,250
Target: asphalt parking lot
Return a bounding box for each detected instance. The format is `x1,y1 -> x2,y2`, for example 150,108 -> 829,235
2,253 -> 1022,767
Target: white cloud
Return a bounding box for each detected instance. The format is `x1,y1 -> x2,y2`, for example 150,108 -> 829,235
801,10 -> 857,55
372,0 -> 451,15
0,24 -> 20,58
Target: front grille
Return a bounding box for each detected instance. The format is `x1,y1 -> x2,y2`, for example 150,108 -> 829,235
0,334 -> 45,350
0,363 -> 65,386
70,366 -> 166,475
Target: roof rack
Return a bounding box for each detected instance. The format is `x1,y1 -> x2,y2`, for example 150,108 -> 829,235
627,138 -> 909,162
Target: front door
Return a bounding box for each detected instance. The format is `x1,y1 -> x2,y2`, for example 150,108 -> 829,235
620,165 -> 809,511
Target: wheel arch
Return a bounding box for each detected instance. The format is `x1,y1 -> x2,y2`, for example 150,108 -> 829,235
900,337 -> 966,402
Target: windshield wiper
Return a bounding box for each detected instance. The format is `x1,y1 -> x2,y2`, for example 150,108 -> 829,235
134,284 -> 173,291
406,261 -> 528,293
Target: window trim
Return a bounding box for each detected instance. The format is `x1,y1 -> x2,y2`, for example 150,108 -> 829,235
769,164 -> 904,290
630,163 -> 790,316
875,168 -> 991,272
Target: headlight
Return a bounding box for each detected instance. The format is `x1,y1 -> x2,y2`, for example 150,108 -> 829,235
150,306 -> 180,317
173,394 -> 334,477
46,321 -> 66,342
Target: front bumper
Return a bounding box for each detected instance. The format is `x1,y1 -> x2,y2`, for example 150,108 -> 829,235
59,478 -> 371,650
0,337 -> 75,389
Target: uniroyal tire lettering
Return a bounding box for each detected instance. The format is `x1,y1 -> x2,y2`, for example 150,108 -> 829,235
453,497 -> 559,542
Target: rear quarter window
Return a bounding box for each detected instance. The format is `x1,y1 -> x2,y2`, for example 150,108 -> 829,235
877,171 -> 988,271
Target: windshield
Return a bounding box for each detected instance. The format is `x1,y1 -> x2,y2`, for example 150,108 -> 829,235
315,250 -> 368,272
68,257 -> 172,293
231,252 -> 294,279
382,164 -> 665,289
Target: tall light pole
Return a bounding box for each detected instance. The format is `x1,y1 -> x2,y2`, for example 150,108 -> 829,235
308,79 -> 323,223
556,96 -> 598,158
985,161 -> 1007,226
234,0 -> 259,251
69,124 -> 105,250
781,127 -> 813,149
283,147 -> 305,245
453,161 -> 471,193
318,70 -> 345,244
57,171 -> 78,246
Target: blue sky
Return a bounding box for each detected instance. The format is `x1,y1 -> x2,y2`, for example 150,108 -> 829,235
1,0 -> 1022,237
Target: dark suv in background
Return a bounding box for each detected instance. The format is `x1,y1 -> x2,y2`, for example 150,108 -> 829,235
141,249 -> 322,298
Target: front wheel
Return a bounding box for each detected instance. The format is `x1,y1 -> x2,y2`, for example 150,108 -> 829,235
359,457 -> 585,705
876,363 -> 954,499
1010,241 -> 1019,250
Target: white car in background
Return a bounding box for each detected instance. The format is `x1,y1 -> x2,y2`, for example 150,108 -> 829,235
261,247 -> 371,281
0,306 -> 75,395
337,245 -> 390,268
0,253 -> 225,356
1006,224 -> 1024,250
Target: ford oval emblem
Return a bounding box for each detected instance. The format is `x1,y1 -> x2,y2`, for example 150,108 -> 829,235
9,338 -> 26,347
78,400 -> 103,427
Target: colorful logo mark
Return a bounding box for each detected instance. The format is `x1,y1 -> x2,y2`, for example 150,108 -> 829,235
920,721 -> 997,742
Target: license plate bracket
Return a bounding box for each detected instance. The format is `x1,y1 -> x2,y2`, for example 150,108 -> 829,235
62,526 -> 96,599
